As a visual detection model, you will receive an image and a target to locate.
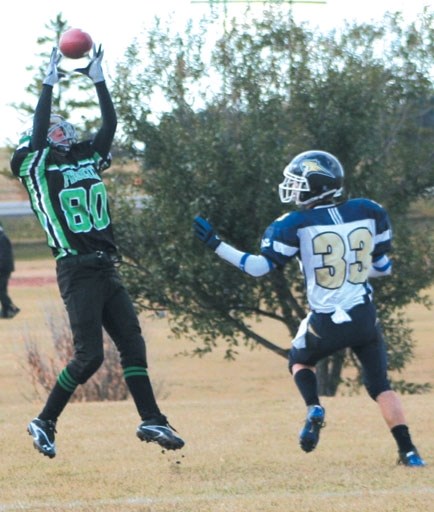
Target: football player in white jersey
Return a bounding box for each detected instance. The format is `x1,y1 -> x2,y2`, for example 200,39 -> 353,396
194,150 -> 425,467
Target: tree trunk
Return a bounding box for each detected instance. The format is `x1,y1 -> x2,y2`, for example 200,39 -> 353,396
316,350 -> 346,396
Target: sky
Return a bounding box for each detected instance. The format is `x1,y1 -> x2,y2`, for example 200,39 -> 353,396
1,0 -> 432,147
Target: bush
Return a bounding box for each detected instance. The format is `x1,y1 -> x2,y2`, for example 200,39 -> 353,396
25,306 -> 129,402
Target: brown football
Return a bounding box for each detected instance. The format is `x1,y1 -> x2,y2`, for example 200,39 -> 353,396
59,28 -> 93,59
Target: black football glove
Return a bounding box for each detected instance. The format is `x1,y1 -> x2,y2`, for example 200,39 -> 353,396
193,216 -> 222,250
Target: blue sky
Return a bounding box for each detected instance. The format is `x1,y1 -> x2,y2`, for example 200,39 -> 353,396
1,0 -> 432,147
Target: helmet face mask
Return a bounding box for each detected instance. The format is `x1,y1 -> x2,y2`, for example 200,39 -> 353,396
279,150 -> 344,207
47,115 -> 77,152
278,170 -> 310,204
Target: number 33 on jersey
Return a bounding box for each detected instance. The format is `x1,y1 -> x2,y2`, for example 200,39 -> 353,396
260,197 -> 392,313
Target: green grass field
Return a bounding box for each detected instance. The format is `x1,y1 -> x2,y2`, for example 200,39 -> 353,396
0,259 -> 433,512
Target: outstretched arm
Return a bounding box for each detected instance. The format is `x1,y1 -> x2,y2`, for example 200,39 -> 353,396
32,48 -> 63,151
75,44 -> 117,159
93,81 -> 117,158
193,216 -> 275,277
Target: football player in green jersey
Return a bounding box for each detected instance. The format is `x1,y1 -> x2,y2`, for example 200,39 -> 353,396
11,45 -> 184,458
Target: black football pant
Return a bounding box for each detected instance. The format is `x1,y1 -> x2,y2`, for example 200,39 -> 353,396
289,300 -> 391,400
56,251 -> 147,384
0,272 -> 13,315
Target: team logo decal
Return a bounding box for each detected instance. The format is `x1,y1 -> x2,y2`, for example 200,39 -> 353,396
300,159 -> 330,177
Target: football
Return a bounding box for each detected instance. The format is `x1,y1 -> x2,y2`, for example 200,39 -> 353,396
59,28 -> 93,59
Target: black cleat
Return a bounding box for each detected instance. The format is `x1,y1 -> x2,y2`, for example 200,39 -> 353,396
3,305 -> 20,319
299,405 -> 325,453
398,449 -> 426,467
27,418 -> 57,458
137,414 -> 185,451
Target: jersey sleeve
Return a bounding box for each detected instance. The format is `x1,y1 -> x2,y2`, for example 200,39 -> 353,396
368,200 -> 392,257
10,136 -> 49,179
260,212 -> 300,267
79,141 -> 112,174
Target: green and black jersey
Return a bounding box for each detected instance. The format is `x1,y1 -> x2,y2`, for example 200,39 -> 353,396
10,137 -> 117,259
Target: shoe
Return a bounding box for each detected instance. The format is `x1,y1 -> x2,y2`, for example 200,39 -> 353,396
136,414 -> 185,450
27,418 -> 57,458
299,405 -> 325,453
398,449 -> 426,467
3,305 -> 20,319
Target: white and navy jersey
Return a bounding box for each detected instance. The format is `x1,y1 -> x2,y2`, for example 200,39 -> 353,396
260,199 -> 392,313
10,138 -> 116,259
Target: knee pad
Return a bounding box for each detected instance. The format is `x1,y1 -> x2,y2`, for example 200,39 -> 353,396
365,380 -> 391,401
69,352 -> 104,384
118,337 -> 147,369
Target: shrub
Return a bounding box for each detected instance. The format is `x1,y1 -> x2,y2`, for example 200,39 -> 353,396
25,306 -> 129,402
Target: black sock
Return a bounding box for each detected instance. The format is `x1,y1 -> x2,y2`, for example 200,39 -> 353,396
391,424 -> 415,453
39,381 -> 74,422
124,371 -> 161,420
294,368 -> 320,407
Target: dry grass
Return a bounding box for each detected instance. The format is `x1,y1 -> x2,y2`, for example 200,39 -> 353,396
0,259 -> 433,512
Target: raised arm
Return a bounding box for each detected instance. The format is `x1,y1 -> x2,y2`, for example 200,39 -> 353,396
75,44 -> 117,159
32,48 -> 63,151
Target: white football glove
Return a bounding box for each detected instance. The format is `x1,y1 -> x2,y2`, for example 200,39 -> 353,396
74,44 -> 105,84
43,47 -> 63,86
